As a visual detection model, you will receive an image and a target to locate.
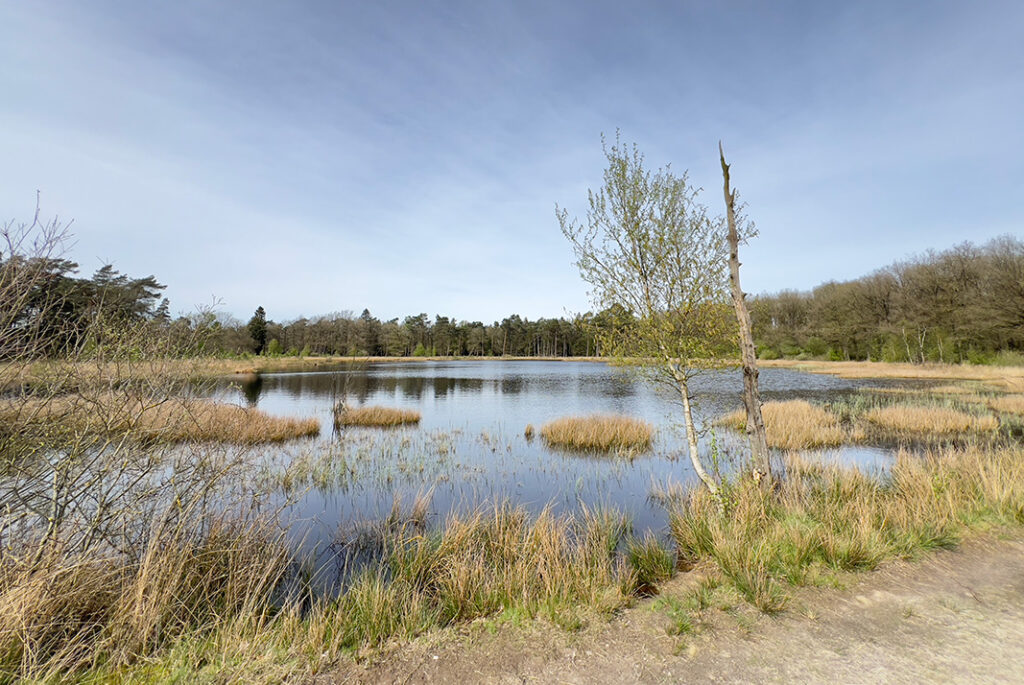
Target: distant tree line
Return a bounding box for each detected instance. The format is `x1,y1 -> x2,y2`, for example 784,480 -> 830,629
750,236 -> 1024,363
5,230 -> 1022,365
214,309 -> 612,358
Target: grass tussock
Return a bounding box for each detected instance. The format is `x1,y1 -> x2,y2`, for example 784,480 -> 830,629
719,400 -> 845,450
540,414 -> 653,452
863,405 -> 998,434
668,443 -> 1024,617
990,394 -> 1024,416
335,405 -> 422,427
0,395 -> 319,445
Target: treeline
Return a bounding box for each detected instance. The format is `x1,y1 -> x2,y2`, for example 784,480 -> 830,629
751,236 -> 1024,363
210,310 -> 606,358
6,230 -> 1023,365
1,253 -> 171,358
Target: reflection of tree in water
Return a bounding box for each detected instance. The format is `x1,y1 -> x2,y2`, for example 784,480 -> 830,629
239,375 -> 263,406
259,372 -> 488,403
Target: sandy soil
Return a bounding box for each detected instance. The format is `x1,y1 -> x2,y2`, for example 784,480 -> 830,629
324,534 -> 1024,684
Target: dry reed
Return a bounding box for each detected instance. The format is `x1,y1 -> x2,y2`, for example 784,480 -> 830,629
334,405 -> 421,427
989,394 -> 1024,416
863,405 -> 998,434
762,359 -> 1024,391
0,395 -> 319,444
719,400 -> 845,450
540,414 -> 653,452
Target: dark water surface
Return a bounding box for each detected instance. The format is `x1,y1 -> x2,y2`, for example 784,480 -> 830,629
222,361 -> 895,576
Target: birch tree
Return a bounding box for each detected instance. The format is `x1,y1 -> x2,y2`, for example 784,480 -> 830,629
557,134 -> 733,494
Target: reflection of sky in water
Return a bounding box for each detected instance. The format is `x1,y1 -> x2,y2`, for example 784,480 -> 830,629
212,361 -> 902,574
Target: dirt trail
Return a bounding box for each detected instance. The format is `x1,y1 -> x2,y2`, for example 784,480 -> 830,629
327,535 -> 1024,684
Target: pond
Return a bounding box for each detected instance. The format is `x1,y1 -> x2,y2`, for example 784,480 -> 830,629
224,360 -> 896,577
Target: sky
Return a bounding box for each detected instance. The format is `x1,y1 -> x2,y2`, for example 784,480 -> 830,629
2,1 -> 1022,324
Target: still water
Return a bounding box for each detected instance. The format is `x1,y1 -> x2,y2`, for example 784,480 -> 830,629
225,361 -> 894,569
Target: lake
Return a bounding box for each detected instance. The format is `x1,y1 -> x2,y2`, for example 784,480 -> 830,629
223,360 -> 895,577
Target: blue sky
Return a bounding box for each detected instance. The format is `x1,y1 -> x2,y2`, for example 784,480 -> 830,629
2,1 -> 1022,323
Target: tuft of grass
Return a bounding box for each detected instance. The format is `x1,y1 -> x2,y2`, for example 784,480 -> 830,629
0,395 -> 319,445
524,423 -> 535,439
540,414 -> 653,452
624,534 -> 676,596
990,394 -> 1024,416
334,405 -> 421,427
718,400 -> 845,450
863,405 -> 998,434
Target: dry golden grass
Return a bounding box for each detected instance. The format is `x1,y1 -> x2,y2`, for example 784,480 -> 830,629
719,400 -> 845,450
863,405 -> 998,434
540,414 -> 653,452
988,394 -> 1024,416
0,395 -> 319,444
334,405 -> 421,427
0,516 -> 291,680
762,359 -> 1024,392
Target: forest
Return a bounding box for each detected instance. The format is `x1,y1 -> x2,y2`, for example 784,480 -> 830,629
5,235 -> 1022,363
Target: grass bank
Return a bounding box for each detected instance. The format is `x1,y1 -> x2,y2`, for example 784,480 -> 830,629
762,359 -> 1024,392
2,502 -> 660,682
9,441 -> 1022,682
667,444 -> 1024,614
0,395 -> 319,445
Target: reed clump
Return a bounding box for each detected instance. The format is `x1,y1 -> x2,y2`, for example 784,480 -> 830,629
863,405 -> 998,434
335,405 -> 421,427
540,414 -> 653,452
0,395 -> 319,445
719,400 -> 845,450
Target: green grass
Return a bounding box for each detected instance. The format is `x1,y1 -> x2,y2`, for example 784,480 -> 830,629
7,434 -> 1024,682
668,444 -> 1024,617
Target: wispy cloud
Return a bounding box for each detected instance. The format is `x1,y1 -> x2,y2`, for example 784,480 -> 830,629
2,0 -> 1022,321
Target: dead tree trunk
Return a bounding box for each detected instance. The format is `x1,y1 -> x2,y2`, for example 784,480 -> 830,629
719,143 -> 772,480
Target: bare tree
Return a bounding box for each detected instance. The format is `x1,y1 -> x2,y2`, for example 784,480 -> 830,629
719,144 -> 771,480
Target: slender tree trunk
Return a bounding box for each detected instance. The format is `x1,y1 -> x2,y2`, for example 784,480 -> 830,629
676,371 -> 719,495
720,143 -> 772,479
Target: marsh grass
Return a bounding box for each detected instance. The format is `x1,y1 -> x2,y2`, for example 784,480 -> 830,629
0,395 -> 319,445
625,534 -> 676,595
863,405 -> 998,435
0,514 -> 292,682
335,405 -> 421,427
990,394 -> 1024,416
31,503 -> 651,682
718,400 -> 845,449
541,414 -> 653,452
763,359 -> 1024,392
668,444 -> 1024,619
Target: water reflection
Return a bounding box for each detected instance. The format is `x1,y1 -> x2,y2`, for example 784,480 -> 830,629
219,361 -> 901,577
